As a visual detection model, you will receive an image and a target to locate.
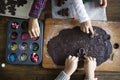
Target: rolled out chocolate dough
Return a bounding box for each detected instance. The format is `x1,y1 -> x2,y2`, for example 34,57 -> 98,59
47,26 -> 112,68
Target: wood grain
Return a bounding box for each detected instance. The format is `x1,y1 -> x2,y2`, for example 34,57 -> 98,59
43,18 -> 120,71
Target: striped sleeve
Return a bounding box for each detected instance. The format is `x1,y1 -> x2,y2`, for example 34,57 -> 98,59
55,71 -> 70,80
29,0 -> 47,18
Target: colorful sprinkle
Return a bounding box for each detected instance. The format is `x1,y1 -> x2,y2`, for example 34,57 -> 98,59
8,53 -> 17,62
21,32 -> 29,40
32,43 -> 39,51
32,37 -> 39,41
11,32 -> 18,40
11,22 -> 19,29
31,53 -> 39,62
20,42 -> 28,50
20,53 -> 28,62
10,42 -> 17,51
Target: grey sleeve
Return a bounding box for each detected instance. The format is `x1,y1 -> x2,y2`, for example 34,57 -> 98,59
55,71 -> 70,80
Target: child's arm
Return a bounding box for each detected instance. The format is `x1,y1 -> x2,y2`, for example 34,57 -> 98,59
28,0 -> 47,38
71,0 -> 94,35
84,56 -> 98,80
55,55 -> 79,80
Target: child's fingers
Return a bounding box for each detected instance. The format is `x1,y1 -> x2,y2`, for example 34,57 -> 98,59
86,26 -> 89,34
65,55 -> 72,63
80,26 -> 83,31
83,27 -> 86,33
32,29 -> 37,37
29,31 -> 32,38
35,29 -> 39,37
84,55 -> 90,61
36,28 -> 40,37
70,56 -> 79,61
89,56 -> 93,61
103,0 -> 107,8
68,55 -> 72,59
74,57 -> 79,62
84,55 -> 87,59
90,26 -> 94,35
84,59 -> 87,63
99,0 -> 103,5
93,57 -> 96,61
84,55 -> 96,62
99,0 -> 107,8
84,55 -> 88,59
71,56 -> 76,60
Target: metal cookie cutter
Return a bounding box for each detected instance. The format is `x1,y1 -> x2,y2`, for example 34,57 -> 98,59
77,48 -> 86,60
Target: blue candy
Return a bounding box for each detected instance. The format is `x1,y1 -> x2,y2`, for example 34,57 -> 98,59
9,53 -> 17,62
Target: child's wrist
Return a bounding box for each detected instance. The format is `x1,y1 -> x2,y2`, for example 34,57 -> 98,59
85,72 -> 95,79
64,69 -> 72,76
84,77 -> 98,80
29,16 -> 38,21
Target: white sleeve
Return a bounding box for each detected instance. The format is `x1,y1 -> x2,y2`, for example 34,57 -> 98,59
71,0 -> 90,23
55,71 -> 70,80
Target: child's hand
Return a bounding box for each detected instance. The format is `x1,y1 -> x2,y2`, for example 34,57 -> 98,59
84,56 -> 97,79
64,55 -> 79,76
80,20 -> 94,35
28,17 -> 40,38
99,0 -> 107,8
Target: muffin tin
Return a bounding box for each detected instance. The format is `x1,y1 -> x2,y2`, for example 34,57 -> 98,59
6,18 -> 43,65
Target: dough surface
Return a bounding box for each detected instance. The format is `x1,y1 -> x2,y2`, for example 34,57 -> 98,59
47,26 -> 112,68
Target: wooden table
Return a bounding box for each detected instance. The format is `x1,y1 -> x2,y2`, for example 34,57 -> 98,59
0,0 -> 120,80
43,19 -> 120,72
